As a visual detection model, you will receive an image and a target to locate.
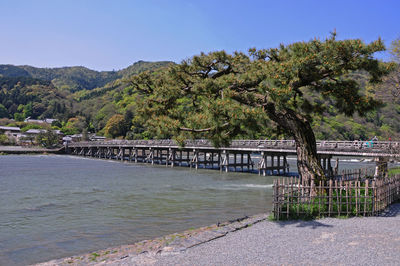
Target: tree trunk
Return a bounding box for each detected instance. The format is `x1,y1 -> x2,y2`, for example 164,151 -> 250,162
266,104 -> 326,185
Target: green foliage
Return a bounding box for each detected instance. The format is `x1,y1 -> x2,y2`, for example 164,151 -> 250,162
61,116 -> 87,135
21,123 -> 45,132
14,113 -> 24,121
0,76 -> 72,120
0,61 -> 173,93
104,114 -> 126,138
0,53 -> 397,142
0,133 -> 9,145
128,34 -> 388,148
388,167 -> 400,177
0,104 -> 8,118
35,130 -> 59,148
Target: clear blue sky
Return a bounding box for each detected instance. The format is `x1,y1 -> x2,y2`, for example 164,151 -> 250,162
0,0 -> 398,71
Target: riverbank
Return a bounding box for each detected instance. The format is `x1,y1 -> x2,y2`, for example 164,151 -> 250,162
35,213 -> 268,265
0,145 -> 64,154
37,204 -> 400,265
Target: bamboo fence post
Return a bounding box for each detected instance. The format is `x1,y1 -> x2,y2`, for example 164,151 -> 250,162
348,181 -> 352,216
318,181 -> 321,217
358,180 -> 361,215
284,178 -> 289,219
273,179 -> 276,218
354,181 -> 358,215
339,180 -> 342,216
364,179 -> 368,216
290,177 -> 293,219
372,180 -> 376,215
273,179 -> 277,219
335,180 -> 339,216
276,178 -> 281,221
310,179 -> 314,215
282,178 -> 284,213
301,178 -> 305,216
297,177 -> 300,217
329,179 -> 333,217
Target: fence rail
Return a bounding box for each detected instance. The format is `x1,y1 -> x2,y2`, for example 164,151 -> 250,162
273,174 -> 400,220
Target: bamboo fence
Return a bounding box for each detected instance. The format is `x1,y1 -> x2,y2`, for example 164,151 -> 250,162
273,174 -> 400,220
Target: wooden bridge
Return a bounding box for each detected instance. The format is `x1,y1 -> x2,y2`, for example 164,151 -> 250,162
67,139 -> 400,176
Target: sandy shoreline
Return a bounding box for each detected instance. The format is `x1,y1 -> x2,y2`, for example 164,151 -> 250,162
35,213 -> 268,265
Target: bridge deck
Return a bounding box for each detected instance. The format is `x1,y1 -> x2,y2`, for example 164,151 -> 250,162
68,139 -> 400,158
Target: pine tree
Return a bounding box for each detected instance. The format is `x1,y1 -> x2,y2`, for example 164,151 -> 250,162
128,33 -> 388,184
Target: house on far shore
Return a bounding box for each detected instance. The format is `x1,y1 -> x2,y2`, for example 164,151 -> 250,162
0,126 -> 21,139
24,117 -> 58,124
90,135 -> 106,141
24,129 -> 64,144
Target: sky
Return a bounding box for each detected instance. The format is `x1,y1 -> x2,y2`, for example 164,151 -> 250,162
0,0 -> 399,71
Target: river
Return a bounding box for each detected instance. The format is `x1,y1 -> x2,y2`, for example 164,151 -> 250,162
0,154 -> 381,265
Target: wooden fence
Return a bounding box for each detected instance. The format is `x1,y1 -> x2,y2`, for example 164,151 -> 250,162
273,174 -> 400,220
331,168 -> 376,181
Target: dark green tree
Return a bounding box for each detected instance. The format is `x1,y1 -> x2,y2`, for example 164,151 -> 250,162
0,104 -> 8,118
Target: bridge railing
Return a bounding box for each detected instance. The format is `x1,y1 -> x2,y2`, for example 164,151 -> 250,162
68,139 -> 400,152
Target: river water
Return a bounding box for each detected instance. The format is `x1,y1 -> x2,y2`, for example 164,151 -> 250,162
0,154 -> 384,265
0,155 -> 280,265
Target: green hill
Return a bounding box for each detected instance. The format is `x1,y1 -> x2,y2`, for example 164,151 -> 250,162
0,61 -> 173,92
0,61 -> 174,122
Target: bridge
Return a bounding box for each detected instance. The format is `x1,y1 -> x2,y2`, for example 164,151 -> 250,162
67,139 -> 400,177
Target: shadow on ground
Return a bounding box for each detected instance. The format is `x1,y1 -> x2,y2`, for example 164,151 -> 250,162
276,219 -> 333,229
378,203 -> 400,217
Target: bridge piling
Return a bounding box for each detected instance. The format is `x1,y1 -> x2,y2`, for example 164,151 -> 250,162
67,139 -> 398,177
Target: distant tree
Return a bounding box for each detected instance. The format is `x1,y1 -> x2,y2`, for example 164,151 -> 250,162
64,116 -> 87,134
0,104 -> 8,118
130,33 -> 388,184
51,120 -> 62,128
381,38 -> 400,99
104,114 -> 126,138
14,113 -> 24,122
0,134 -> 9,145
36,130 -> 59,148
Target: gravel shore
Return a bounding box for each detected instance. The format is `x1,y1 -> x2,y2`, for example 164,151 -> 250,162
37,204 -> 400,266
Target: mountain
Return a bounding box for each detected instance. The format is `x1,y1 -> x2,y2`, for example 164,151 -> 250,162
0,61 -> 174,122
0,61 -> 173,92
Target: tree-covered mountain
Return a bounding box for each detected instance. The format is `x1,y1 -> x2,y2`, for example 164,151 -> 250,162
0,76 -> 72,120
0,61 -> 174,124
0,60 -> 173,92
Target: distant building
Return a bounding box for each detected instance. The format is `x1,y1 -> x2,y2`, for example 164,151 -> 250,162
70,134 -> 83,142
24,117 -> 58,124
0,126 -> 21,140
24,129 -> 47,136
90,135 -> 106,141
0,126 -> 21,134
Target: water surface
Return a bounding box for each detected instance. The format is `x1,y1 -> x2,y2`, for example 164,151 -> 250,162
0,155 -> 275,265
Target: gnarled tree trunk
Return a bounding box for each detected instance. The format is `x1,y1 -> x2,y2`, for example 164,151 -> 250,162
266,104 -> 326,186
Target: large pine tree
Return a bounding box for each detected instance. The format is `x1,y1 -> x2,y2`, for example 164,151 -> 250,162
128,34 -> 389,184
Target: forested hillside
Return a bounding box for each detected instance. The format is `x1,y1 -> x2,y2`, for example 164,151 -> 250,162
0,60 -> 173,92
0,43 -> 399,141
0,76 -> 72,120
0,61 -> 173,125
